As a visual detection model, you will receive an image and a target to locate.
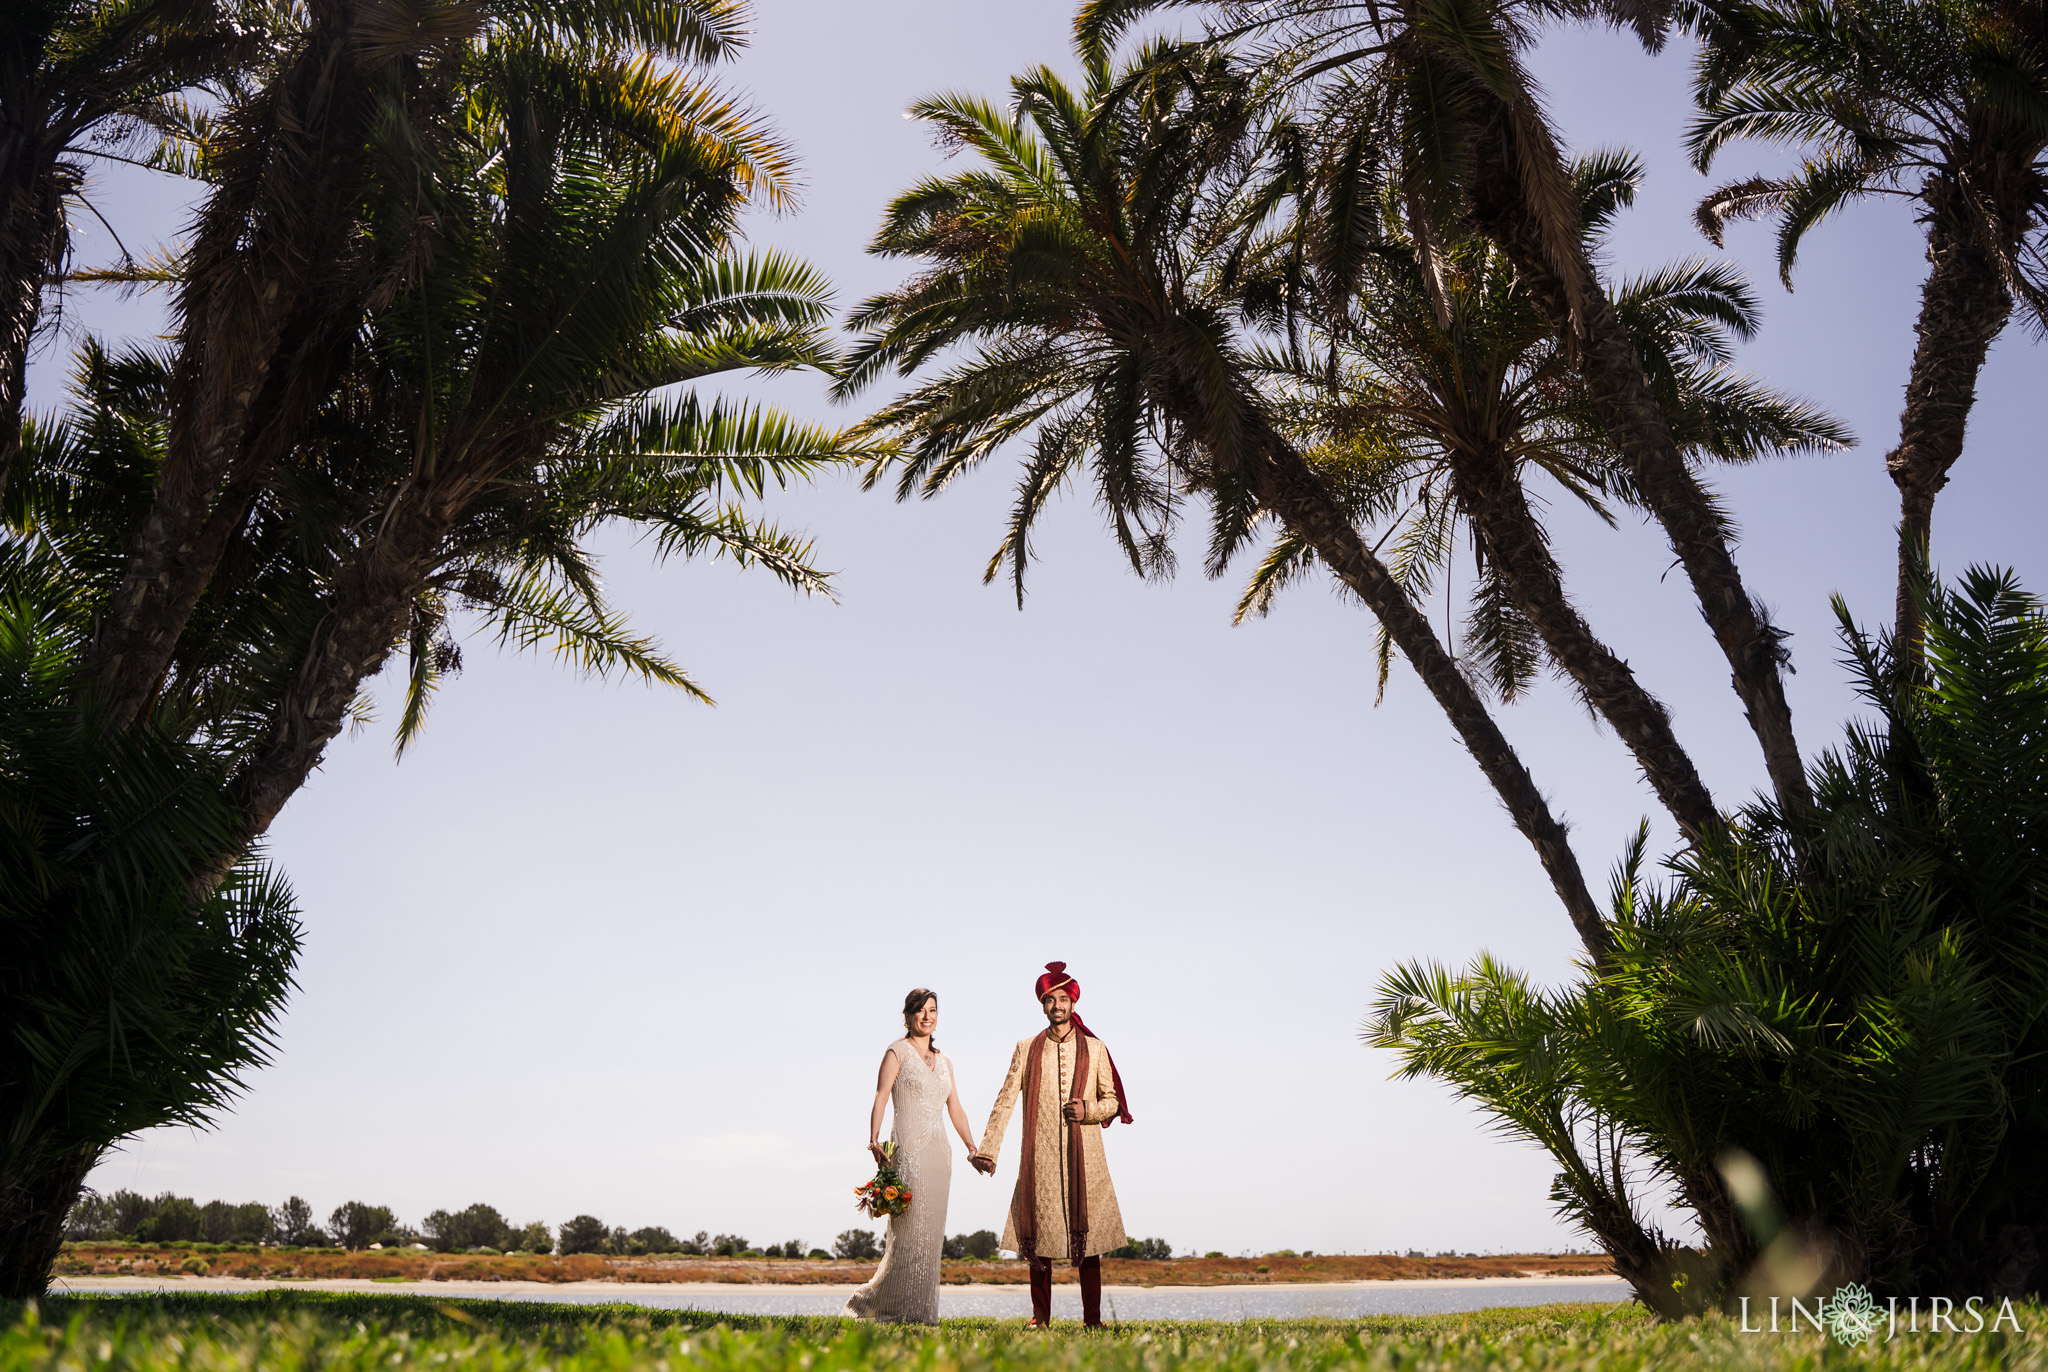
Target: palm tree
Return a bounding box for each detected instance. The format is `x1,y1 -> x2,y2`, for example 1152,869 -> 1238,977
1237,144 -> 1850,839
838,45 -> 1608,953
0,534 -> 301,1301
3,0 -> 858,1294
1687,0 -> 2048,650
0,0 -> 245,500
1370,567 -> 2048,1306
85,0 -> 766,732
1080,0 -> 1818,818
204,32 -> 848,849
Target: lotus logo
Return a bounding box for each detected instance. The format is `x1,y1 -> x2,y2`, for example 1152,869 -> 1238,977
1819,1284 -> 1883,1346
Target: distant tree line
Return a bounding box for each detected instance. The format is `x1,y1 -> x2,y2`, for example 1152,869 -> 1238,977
64,1192 -> 364,1248
67,1194 -> 1177,1264
64,1193 -> 829,1257
552,1218 -> 818,1259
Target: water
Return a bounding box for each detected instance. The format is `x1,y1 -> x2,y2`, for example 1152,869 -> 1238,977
360,1281 -> 1633,1320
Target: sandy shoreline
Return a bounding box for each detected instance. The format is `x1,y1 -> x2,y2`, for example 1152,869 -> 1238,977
52,1274 -> 1627,1298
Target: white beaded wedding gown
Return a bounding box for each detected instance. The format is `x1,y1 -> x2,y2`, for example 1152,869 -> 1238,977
843,1039 -> 953,1324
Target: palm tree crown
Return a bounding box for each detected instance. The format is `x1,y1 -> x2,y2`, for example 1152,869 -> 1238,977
841,42 -> 1612,951
1689,0 -> 2048,646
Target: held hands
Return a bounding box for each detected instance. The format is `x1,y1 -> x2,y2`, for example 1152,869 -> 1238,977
868,1142 -> 891,1169
969,1153 -> 997,1176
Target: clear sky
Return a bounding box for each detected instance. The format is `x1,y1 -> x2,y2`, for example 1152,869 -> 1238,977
38,0 -> 2045,1257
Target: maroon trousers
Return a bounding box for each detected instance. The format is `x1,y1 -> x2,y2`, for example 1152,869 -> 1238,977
1027,1254 -> 1102,1326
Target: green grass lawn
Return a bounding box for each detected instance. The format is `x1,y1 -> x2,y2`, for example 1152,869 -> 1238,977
2,1293 -> 2041,1372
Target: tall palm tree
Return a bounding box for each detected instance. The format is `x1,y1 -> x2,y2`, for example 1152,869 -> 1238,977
1080,0 -> 1818,818
0,0 -> 245,500
838,45 -> 1608,953
1688,0 -> 2048,649
85,0 -> 765,732
1236,143 -> 1850,839
201,31 -> 848,849
2,0 -> 857,1294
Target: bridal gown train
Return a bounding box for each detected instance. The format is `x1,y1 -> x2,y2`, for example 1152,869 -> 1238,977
843,1039 -> 953,1324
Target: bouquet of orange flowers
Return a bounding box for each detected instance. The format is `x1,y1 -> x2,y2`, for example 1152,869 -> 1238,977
854,1141 -> 913,1218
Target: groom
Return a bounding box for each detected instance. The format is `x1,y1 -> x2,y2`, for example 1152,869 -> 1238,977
970,961 -> 1133,1327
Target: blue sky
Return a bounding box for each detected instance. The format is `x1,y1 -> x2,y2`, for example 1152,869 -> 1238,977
39,0 -> 2045,1256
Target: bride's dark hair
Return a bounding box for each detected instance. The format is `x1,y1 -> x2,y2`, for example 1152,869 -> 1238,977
902,988 -> 938,1049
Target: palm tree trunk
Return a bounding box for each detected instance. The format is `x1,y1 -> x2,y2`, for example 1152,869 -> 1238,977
1887,178 -> 2013,650
89,309 -> 356,730
0,159 -> 65,504
1244,421 -> 1609,957
87,9 -> 378,729
1450,449 -> 1721,839
0,1142 -> 100,1299
1467,115 -> 1813,816
225,474 -> 467,853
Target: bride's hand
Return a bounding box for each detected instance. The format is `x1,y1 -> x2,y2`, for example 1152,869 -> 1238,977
868,1142 -> 890,1169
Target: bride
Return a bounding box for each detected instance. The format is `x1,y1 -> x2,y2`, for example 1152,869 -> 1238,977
843,988 -> 981,1323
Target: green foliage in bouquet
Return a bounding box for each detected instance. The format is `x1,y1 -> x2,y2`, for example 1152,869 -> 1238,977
853,1142 -> 913,1219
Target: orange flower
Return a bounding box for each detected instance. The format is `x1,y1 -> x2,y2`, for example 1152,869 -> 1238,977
883,1186 -> 899,1199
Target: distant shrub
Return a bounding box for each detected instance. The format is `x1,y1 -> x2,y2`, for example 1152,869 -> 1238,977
677,1231 -> 709,1256
709,1233 -> 749,1258
1203,1251 -> 1223,1259
135,1196 -> 203,1243
806,1249 -> 830,1259
1110,1237 -> 1174,1260
516,1222 -> 553,1254
1270,1249 -> 1298,1259
64,1194 -> 116,1240
943,1230 -> 999,1260
763,1240 -> 806,1259
423,1204 -> 513,1253
273,1197 -> 318,1246
201,1200 -> 274,1245
624,1227 -> 679,1256
177,1257 -> 208,1276
557,1215 -> 610,1256
833,1229 -> 880,1260
330,1202 -> 398,1251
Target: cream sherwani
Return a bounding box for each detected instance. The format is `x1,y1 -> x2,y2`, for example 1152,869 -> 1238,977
978,1031 -> 1127,1259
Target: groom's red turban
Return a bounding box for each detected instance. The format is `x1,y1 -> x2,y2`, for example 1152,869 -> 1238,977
1034,961 -> 1133,1126
1036,961 -> 1078,1001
